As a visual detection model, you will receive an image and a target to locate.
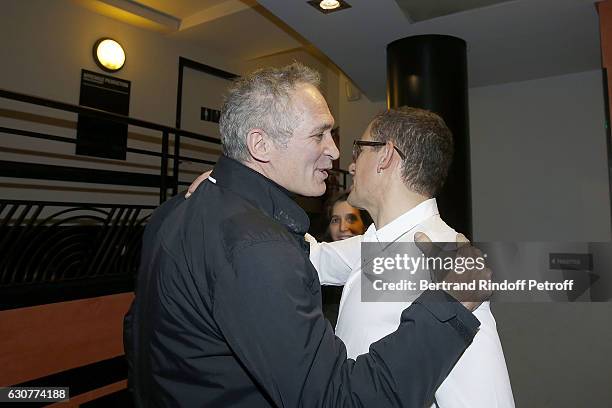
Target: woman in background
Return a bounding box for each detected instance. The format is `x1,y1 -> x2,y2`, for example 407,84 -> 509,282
326,191 -> 371,242
321,191 -> 372,326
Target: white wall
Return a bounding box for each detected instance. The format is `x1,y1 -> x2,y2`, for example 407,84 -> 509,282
468,70 -> 612,407
469,69 -> 611,241
493,302 -> 612,407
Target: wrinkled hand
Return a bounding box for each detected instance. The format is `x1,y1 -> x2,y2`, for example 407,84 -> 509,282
414,232 -> 492,312
185,170 -> 212,198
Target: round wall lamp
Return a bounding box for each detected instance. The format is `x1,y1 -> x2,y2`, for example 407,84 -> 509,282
93,38 -> 125,72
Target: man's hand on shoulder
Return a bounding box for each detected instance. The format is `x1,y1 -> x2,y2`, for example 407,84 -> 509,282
414,232 -> 492,312
185,170 -> 213,198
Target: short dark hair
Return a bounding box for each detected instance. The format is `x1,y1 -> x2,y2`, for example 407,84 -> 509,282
369,107 -> 454,197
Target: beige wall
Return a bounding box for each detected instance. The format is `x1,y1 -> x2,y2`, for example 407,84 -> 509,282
0,0 -> 343,204
336,74 -> 386,169
0,0 -> 238,126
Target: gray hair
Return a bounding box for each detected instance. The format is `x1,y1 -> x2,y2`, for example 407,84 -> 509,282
219,62 -> 321,161
369,107 -> 454,197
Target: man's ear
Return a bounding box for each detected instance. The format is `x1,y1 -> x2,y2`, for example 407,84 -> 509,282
377,141 -> 396,173
246,128 -> 273,163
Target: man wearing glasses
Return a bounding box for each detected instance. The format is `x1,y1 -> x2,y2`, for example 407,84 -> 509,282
309,107 -> 515,407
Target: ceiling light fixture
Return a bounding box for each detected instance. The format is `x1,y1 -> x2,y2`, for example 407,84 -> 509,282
308,0 -> 351,14
93,38 -> 126,72
320,0 -> 340,9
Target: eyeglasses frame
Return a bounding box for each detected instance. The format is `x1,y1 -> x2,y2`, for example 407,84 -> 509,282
352,140 -> 406,162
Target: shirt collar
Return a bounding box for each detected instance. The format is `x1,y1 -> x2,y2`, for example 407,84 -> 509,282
363,198 -> 439,243
210,155 -> 310,236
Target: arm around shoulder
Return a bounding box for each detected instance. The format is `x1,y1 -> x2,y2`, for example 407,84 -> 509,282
213,239 -> 481,407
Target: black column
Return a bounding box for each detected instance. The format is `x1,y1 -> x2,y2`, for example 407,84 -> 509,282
387,34 -> 472,238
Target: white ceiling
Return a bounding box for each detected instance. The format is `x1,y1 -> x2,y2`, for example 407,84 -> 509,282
393,0 -> 514,22
170,5 -> 305,60
136,0 -> 231,19
82,0 -> 602,101
82,0 -> 306,62
257,0 -> 601,100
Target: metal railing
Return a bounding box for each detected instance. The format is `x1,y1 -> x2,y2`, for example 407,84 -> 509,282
0,88 -> 223,308
0,88 -> 221,203
0,88 -> 350,309
0,200 -> 153,309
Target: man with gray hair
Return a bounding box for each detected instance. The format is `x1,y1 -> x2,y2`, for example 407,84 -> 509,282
125,63 -> 489,407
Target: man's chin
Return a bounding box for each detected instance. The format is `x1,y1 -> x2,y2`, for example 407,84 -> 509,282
296,183 -> 326,197
309,188 -> 327,197
347,191 -> 359,208
347,194 -> 367,211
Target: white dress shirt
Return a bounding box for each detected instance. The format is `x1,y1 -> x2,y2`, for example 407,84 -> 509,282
308,199 -> 515,408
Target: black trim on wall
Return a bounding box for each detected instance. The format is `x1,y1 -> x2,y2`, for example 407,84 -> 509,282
0,160 -> 161,188
174,57 -> 238,195
0,276 -> 134,311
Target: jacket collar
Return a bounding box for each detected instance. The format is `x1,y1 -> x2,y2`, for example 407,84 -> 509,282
211,155 -> 310,236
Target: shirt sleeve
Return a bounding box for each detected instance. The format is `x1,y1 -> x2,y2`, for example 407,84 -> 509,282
306,233 -> 361,285
434,302 -> 515,408
213,239 -> 480,408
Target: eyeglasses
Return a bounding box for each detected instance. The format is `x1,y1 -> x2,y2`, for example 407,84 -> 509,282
352,140 -> 406,162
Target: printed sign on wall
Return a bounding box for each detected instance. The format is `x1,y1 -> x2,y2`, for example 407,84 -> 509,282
76,69 -> 130,160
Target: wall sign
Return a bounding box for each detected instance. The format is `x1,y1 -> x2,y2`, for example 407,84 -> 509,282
76,69 -> 130,160
549,253 -> 593,271
201,107 -> 221,123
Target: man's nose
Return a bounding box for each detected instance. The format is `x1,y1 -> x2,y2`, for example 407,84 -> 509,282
325,134 -> 340,161
348,162 -> 356,175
